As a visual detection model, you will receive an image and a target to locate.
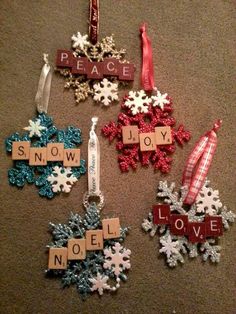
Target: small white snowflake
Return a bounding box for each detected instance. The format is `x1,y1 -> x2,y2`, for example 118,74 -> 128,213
159,235 -> 179,258
103,242 -> 131,276
196,184 -> 222,215
47,166 -> 77,193
124,90 -> 152,115
93,78 -> 118,106
23,119 -> 46,137
89,273 -> 111,295
152,90 -> 170,110
71,32 -> 89,49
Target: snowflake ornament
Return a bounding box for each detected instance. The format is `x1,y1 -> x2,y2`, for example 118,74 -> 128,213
102,90 -> 191,173
46,203 -> 131,299
5,113 -> 86,198
152,90 -> 170,110
71,32 -> 89,49
93,78 -> 118,106
142,179 -> 235,267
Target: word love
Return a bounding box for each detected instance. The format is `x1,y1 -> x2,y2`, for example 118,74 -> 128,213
153,205 -> 223,243
12,141 -> 80,167
56,50 -> 135,81
48,218 -> 120,269
122,126 -> 172,151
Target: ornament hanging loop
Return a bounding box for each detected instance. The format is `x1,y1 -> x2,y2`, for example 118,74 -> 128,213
89,0 -> 99,45
35,53 -> 52,114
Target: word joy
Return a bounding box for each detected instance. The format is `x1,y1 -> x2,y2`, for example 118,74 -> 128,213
122,125 -> 172,151
12,141 -> 80,167
48,218 -> 120,270
153,205 -> 223,243
56,50 -> 135,81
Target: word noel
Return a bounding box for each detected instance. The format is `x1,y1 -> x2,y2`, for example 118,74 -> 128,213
12,141 -> 80,167
153,205 -> 223,243
122,125 -> 172,151
48,218 -> 120,270
56,50 -> 135,81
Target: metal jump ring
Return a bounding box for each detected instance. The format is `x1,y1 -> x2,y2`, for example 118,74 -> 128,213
83,191 -> 105,212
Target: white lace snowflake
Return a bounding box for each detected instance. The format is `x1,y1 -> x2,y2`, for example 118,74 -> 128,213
159,235 -> 179,258
196,184 -> 222,215
89,273 -> 111,295
152,90 -> 170,110
93,78 -> 118,106
47,166 -> 77,193
124,90 -> 152,115
23,119 -> 46,137
71,32 -> 89,49
103,242 -> 131,276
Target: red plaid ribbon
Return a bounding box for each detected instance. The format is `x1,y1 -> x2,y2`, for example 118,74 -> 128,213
183,120 -> 222,205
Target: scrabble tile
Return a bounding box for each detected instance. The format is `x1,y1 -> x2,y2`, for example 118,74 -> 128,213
139,132 -> 156,151
103,58 -> 119,76
102,218 -> 121,239
205,216 -> 223,237
87,62 -> 103,79
56,50 -> 73,67
67,238 -> 86,260
71,57 -> 88,74
188,222 -> 206,243
122,126 -> 139,144
12,141 -> 30,160
63,149 -> 80,167
118,63 -> 135,81
86,230 -> 104,251
48,247 -> 68,270
47,143 -> 64,161
170,214 -> 188,235
29,147 -> 47,166
153,204 -> 171,225
155,126 -> 172,145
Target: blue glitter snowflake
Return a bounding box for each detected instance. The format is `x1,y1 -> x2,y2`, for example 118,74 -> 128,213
5,113 -> 86,198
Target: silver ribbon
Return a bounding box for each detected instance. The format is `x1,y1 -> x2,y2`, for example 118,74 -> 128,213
35,53 -> 52,113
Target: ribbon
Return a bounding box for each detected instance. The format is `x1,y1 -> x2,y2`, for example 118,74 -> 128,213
140,23 -> 155,92
35,53 -> 52,114
89,0 -> 99,45
88,117 -> 100,195
182,120 -> 222,205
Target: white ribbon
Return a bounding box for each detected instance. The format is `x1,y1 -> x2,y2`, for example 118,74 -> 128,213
88,117 -> 100,195
35,53 -> 52,113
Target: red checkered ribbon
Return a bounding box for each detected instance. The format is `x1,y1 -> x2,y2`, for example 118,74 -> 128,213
183,120 -> 222,205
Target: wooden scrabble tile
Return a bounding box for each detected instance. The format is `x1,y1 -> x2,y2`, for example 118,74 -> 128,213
87,62 -> 103,79
122,126 -> 139,144
155,126 -> 172,145
29,147 -> 47,165
56,49 -> 73,67
47,143 -> 64,161
102,218 -> 121,239
71,57 -> 88,74
170,214 -> 188,235
153,204 -> 171,225
86,230 -> 104,251
188,222 -> 206,243
205,216 -> 223,237
12,141 -> 30,160
48,247 -> 68,270
63,149 -> 80,167
118,63 -> 135,81
67,238 -> 86,260
103,58 -> 119,76
139,132 -> 156,151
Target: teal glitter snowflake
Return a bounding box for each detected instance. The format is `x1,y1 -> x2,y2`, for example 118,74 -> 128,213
46,203 -> 131,299
5,113 -> 86,198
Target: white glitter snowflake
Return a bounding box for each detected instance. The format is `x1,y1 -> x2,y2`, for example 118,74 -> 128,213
196,185 -> 222,215
47,166 -> 77,193
23,119 -> 46,137
159,235 -> 179,258
71,32 -> 89,49
103,242 -> 131,276
93,78 -> 118,106
152,90 -> 170,110
124,90 -> 152,115
89,273 -> 111,295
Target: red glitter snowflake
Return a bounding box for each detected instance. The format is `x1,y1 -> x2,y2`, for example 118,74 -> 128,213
101,90 -> 191,173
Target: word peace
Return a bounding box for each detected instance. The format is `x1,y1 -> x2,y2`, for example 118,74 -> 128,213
48,218 -> 120,270
56,50 -> 135,81
12,141 -> 80,167
153,205 -> 223,243
122,125 -> 172,151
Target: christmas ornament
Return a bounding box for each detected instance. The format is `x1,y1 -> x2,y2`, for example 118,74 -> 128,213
5,54 -> 86,198
142,120 -> 235,267
102,24 -> 191,173
46,117 -> 131,298
56,0 -> 135,106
